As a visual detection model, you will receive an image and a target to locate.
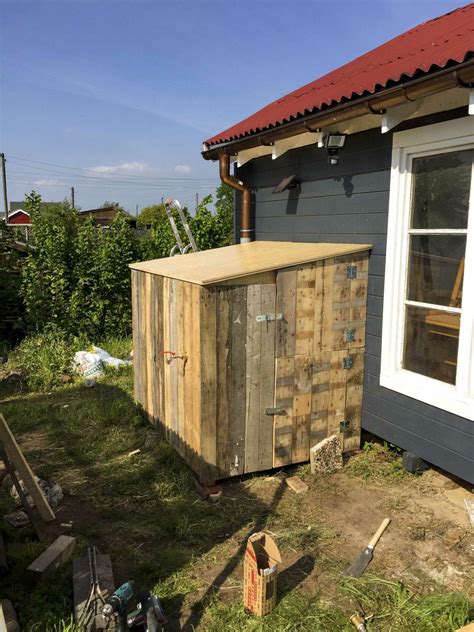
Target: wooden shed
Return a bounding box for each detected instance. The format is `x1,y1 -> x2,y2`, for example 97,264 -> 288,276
130,241 -> 371,483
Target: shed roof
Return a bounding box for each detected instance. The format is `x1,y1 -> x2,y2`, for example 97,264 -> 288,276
129,241 -> 372,285
204,3 -> 474,148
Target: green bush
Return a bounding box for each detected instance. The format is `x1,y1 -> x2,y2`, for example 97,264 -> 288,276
8,326 -> 77,391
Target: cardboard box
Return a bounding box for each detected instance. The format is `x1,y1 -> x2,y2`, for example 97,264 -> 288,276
243,532 -> 281,616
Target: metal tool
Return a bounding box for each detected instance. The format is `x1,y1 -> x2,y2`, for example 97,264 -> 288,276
77,546 -> 108,630
350,613 -> 368,631
164,198 -> 198,256
127,592 -> 167,630
345,517 -> 391,577
101,580 -> 136,631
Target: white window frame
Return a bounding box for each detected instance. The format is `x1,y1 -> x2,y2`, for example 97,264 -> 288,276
381,117 -> 474,421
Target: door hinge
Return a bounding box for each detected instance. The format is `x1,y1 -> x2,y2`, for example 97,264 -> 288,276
265,407 -> 287,416
344,329 -> 355,342
339,419 -> 350,433
256,313 -> 283,323
342,356 -> 353,369
346,265 -> 358,279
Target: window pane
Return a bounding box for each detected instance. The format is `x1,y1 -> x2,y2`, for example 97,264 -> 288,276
407,235 -> 465,307
411,149 -> 473,229
403,306 -> 459,385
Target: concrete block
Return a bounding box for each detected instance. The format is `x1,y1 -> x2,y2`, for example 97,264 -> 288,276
402,451 -> 429,474
310,435 -> 343,474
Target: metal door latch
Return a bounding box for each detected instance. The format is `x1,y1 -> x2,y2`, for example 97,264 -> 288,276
265,407 -> 287,416
256,313 -> 284,323
346,265 -> 358,279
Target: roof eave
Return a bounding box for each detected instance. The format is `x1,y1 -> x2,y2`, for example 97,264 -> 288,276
202,58 -> 474,161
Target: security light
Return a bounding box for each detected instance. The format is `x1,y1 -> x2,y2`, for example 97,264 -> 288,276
272,174 -> 300,194
324,133 -> 347,166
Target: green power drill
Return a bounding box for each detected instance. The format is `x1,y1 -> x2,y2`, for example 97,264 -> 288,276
101,580 -> 166,631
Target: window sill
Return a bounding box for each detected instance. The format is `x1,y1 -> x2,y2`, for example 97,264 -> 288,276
380,370 -> 474,421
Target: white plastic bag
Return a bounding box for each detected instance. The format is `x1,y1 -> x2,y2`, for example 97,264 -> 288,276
92,346 -> 132,367
73,351 -> 104,379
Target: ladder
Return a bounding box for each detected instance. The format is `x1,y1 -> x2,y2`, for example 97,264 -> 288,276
164,198 -> 198,256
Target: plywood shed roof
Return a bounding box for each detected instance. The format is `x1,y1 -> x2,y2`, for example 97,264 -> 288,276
129,241 -> 372,286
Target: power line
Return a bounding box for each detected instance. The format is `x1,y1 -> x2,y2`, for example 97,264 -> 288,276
7,155 -> 218,182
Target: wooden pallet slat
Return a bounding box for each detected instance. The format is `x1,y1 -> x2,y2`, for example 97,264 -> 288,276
273,356 -> 295,467
276,267 -> 297,357
229,286 -> 248,476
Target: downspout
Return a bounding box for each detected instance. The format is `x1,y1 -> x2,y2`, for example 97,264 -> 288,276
219,153 -> 252,243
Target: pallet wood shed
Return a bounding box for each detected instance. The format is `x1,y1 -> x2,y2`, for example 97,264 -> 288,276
130,241 -> 371,483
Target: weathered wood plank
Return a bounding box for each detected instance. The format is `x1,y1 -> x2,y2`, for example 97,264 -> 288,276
131,270 -> 142,405
200,287 -> 217,483
0,414 -> 55,522
245,285 -> 262,473
182,280 -> 193,463
343,349 -> 364,451
138,273 -> 149,412
162,276 -> 172,439
318,258 -> 335,353
169,279 -> 180,452
328,350 -> 348,437
144,273 -> 154,421
310,351 -> 331,446
295,264 -> 316,356
276,267 -> 297,357
257,285 -> 276,471
216,288 -> 232,477
292,355 -> 312,463
27,536 -> 76,580
349,254 -> 369,349
245,284 -> 276,473
331,256 -> 352,350
190,283 -> 202,471
229,286 -> 248,476
154,274 -> 165,425
273,356 -> 294,467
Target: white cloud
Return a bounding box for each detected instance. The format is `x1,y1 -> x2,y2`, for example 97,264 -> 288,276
90,162 -> 149,174
34,179 -> 61,186
174,164 -> 192,174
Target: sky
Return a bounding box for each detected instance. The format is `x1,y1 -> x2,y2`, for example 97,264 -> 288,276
0,0 -> 466,214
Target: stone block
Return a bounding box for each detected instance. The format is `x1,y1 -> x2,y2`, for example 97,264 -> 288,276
310,435 -> 343,474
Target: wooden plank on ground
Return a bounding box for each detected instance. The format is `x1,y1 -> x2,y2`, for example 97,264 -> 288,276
0,414 -> 55,522
295,264 -> 316,356
73,552 -> 115,625
0,599 -> 18,632
27,535 -> 76,580
273,356 -> 294,467
286,476 -> 309,494
199,286 -> 217,483
292,354 -> 312,463
276,267 -> 297,357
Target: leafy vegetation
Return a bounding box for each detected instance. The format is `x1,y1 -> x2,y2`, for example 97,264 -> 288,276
345,441 -> 409,482
0,219 -> 25,342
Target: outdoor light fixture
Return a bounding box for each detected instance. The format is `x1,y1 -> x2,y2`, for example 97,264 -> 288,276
324,133 -> 347,166
272,174 -> 300,194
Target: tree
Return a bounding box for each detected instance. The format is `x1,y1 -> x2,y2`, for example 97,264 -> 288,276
137,203 -> 167,227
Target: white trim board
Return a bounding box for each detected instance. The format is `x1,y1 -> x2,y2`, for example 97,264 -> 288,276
381,116 -> 474,421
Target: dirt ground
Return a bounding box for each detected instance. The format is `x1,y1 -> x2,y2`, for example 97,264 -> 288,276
26,431 -> 472,630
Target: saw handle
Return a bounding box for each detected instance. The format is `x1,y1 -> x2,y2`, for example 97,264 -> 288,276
368,518 -> 390,549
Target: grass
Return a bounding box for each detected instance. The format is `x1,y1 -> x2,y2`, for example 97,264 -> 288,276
345,441 -> 409,482
0,335 -> 472,630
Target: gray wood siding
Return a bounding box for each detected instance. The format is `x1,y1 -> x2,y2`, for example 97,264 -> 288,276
236,110 -> 474,483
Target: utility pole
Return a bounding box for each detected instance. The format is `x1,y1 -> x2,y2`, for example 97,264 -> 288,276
195,192 -> 199,213
71,186 -> 75,209
1,153 -> 8,224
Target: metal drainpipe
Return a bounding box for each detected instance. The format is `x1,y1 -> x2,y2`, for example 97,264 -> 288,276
218,153 -> 252,243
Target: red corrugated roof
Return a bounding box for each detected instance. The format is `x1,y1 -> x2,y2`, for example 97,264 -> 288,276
204,3 -> 474,147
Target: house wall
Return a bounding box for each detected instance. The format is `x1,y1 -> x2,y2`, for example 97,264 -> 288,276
234,106 -> 474,483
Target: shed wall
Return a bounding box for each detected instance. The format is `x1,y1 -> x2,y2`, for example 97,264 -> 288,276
236,107 -> 474,483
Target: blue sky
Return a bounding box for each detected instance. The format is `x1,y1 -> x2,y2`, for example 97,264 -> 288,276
0,0 -> 465,213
